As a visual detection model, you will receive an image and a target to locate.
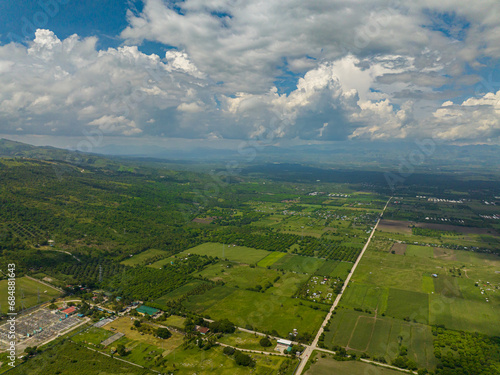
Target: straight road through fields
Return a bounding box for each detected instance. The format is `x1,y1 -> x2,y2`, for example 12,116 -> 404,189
294,197 -> 392,375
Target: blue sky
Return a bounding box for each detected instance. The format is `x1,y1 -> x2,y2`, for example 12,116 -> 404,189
0,0 -> 500,149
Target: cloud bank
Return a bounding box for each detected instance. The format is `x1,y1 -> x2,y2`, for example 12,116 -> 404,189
1,0 -> 500,144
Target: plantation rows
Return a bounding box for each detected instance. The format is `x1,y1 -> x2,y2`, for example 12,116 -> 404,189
55,260 -> 126,284
207,230 -> 301,252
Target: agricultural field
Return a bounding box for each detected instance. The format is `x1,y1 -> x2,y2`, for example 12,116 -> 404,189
324,308 -> 437,369
329,199 -> 500,373
313,260 -> 352,278
178,242 -> 270,264
257,251 -> 286,267
271,254 -> 324,274
305,353 -> 408,375
183,286 -> 328,337
121,249 -> 170,266
0,276 -> 61,313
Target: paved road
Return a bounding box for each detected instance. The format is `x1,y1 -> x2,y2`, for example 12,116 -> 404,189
294,197 -> 392,375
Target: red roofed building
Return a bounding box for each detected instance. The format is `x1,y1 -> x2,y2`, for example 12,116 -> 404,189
195,325 -> 210,335
61,306 -> 77,315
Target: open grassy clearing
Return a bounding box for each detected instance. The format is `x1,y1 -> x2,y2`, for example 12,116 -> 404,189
178,242 -> 270,264
183,286 -> 328,337
196,262 -> 281,290
0,276 -> 61,313
406,245 -> 435,258
162,315 -> 186,330
6,341 -> 154,375
305,354 -> 404,375
120,248 -> 170,266
217,330 -> 278,352
271,254 -> 324,274
164,345 -> 289,375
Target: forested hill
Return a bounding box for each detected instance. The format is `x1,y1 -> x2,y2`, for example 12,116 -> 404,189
0,153 -> 213,276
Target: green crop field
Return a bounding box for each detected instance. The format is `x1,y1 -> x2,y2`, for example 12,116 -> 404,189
385,288 -> 429,324
164,345 -> 290,375
7,341 -> 154,374
217,330 -> 277,352
265,271 -> 310,297
121,248 -> 170,266
0,276 -> 61,313
183,286 -> 328,337
271,254 -> 324,274
305,353 -> 407,375
178,242 -> 270,264
154,279 -> 208,304
257,251 -> 286,267
325,308 -> 436,369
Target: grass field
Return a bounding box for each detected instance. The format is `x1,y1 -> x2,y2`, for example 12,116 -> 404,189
406,245 -> 435,258
305,355 -> 405,375
120,248 -> 170,266
257,251 -> 286,267
183,286 -> 328,337
0,276 -> 61,313
217,330 -> 277,352
271,254 -> 324,274
162,315 -> 186,330
195,263 -> 281,290
179,242 -> 270,264
164,345 -> 289,374
71,326 -> 115,346
313,260 -> 352,278
265,272 -> 310,297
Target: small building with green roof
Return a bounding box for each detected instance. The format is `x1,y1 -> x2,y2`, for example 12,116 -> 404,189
136,305 -> 160,316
